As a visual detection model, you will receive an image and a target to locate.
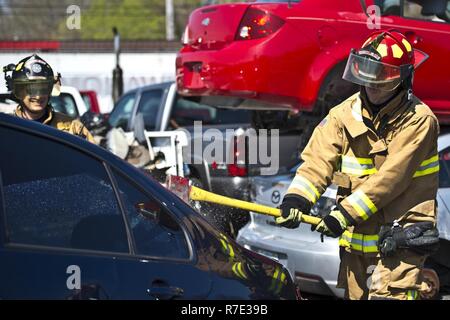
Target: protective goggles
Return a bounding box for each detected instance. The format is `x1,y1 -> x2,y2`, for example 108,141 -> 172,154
13,80 -> 54,99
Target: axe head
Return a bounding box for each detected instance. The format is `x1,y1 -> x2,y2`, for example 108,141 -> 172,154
165,175 -> 191,203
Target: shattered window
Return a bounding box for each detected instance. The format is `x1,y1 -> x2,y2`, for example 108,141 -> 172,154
0,126 -> 129,253
112,169 -> 190,260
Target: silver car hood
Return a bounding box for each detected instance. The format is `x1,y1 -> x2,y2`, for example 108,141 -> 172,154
437,188 -> 450,241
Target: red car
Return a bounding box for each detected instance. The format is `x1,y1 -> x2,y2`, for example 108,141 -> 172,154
80,90 -> 101,114
176,0 -> 450,122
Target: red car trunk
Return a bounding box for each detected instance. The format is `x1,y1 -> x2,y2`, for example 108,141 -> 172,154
186,4 -> 250,50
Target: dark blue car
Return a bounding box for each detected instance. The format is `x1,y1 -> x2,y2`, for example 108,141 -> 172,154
0,113 -> 298,300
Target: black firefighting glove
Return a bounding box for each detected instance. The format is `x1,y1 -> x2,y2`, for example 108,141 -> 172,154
314,209 -> 349,238
378,222 -> 440,257
275,195 -> 308,229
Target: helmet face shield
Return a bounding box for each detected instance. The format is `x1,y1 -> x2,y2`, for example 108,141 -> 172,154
343,53 -> 403,91
13,80 -> 54,99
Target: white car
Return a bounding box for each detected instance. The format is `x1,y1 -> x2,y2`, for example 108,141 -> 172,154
236,167 -> 343,298
237,133 -> 450,299
0,85 -> 88,117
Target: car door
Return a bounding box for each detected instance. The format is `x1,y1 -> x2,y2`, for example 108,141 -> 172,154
374,0 -> 450,113
437,145 -> 450,241
0,125 -> 130,299
109,169 -> 213,299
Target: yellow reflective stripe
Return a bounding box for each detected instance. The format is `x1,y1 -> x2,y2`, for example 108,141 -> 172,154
341,167 -> 378,176
339,231 -> 379,253
275,270 -> 286,295
341,156 -> 377,176
414,166 -> 440,177
232,262 -> 247,280
235,262 -> 247,279
346,190 -> 377,221
364,234 -> 379,241
270,267 -> 281,293
414,155 -> 439,178
220,238 -> 235,260
288,176 -> 320,203
343,156 -> 373,165
407,290 -> 418,300
422,155 -> 438,166
363,246 -> 378,253
268,266 -> 285,295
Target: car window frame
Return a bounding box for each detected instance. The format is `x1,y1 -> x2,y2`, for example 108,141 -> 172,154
107,166 -> 196,263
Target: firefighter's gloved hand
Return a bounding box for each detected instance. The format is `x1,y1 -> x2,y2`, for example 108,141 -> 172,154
275,196 -> 304,229
314,209 -> 348,238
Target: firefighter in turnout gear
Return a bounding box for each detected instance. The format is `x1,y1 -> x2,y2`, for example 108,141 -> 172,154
3,54 -> 94,143
275,30 -> 440,300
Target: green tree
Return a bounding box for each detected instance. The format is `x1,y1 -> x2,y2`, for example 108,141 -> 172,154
58,0 -> 166,40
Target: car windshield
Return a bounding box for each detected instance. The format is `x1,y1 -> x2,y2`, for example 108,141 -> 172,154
108,92 -> 136,130
81,93 -> 92,111
171,96 -> 251,126
50,93 -> 78,118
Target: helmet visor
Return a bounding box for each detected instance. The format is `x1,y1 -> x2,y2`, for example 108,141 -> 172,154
342,53 -> 402,91
13,80 -> 54,99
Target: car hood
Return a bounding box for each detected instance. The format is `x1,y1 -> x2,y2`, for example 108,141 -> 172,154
437,188 -> 450,241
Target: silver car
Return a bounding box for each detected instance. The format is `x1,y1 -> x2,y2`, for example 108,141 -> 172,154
237,133 -> 450,298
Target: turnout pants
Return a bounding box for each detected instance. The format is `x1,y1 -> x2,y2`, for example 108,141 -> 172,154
337,249 -> 426,300
337,249 -> 378,300
369,249 -> 426,300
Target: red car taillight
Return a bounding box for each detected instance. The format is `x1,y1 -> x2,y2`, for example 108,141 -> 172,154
227,163 -> 247,177
235,7 -> 285,40
227,136 -> 248,177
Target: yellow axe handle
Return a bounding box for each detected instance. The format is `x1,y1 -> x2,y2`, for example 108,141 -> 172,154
190,186 -> 321,226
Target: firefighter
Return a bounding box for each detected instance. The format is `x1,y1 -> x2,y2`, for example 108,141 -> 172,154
275,29 -> 440,300
4,54 -> 94,143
